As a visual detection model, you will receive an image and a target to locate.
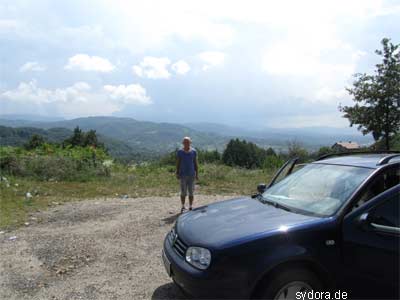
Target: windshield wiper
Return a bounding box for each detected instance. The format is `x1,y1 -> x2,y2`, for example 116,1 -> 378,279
259,196 -> 293,212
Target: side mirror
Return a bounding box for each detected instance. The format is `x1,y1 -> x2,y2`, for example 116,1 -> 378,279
257,183 -> 267,194
356,212 -> 371,230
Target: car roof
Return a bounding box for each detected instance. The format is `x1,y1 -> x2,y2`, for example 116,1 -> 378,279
312,153 -> 400,169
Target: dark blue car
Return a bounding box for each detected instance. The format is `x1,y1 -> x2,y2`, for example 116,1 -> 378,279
162,153 -> 400,299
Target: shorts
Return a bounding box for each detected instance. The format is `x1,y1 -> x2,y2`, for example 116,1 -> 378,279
180,176 -> 195,197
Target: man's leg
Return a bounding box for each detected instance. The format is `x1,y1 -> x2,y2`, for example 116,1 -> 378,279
180,177 -> 187,211
189,196 -> 194,209
188,176 -> 195,210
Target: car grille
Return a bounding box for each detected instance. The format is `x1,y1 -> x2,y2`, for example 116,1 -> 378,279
168,229 -> 188,257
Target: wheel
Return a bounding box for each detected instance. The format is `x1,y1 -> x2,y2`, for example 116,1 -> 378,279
256,267 -> 323,300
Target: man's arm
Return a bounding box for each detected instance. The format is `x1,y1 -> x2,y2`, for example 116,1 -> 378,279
176,156 -> 181,179
194,154 -> 199,180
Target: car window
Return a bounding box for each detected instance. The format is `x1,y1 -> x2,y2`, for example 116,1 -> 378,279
352,165 -> 400,210
262,164 -> 373,216
370,193 -> 400,228
269,159 -> 297,186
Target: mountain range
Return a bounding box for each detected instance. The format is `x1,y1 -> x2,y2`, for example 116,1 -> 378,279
0,115 -> 373,160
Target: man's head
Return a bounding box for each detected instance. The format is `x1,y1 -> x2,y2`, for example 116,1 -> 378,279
182,136 -> 191,150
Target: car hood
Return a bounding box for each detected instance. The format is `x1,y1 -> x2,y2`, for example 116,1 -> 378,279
176,196 -> 321,248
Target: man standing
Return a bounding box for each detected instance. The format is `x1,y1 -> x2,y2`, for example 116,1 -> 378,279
176,137 -> 198,213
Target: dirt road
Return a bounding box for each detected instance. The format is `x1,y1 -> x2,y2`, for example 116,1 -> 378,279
0,195 -> 235,300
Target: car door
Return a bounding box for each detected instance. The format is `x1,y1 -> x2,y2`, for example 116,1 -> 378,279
342,185 -> 399,298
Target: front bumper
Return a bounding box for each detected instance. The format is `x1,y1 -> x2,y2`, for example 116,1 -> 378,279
162,235 -> 250,299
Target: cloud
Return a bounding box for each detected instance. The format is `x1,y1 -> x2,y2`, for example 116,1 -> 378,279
65,54 -> 115,72
0,18 -> 20,33
132,57 -> 171,79
19,61 -> 46,72
198,51 -> 225,70
0,80 -> 151,117
261,23 -> 367,104
1,0 -> 399,127
314,87 -> 349,103
171,60 -> 190,75
103,84 -> 151,105
1,80 -> 92,105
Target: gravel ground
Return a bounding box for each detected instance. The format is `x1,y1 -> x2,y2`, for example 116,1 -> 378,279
0,195 -> 236,300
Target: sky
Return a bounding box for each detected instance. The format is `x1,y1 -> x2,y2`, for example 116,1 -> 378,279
0,0 -> 399,128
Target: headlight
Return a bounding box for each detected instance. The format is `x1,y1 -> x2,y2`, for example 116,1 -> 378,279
185,247 -> 211,270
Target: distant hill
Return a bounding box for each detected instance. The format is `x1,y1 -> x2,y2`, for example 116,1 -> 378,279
0,117 -> 374,159
0,126 -> 72,146
0,114 -> 64,122
184,122 -> 373,148
0,125 -> 141,160
0,117 -> 225,155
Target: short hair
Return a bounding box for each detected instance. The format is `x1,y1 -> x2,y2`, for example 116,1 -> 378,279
182,136 -> 192,143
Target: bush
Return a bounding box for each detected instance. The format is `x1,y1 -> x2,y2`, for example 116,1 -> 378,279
0,145 -> 111,181
287,140 -> 309,162
263,155 -> 285,170
222,139 -> 267,168
197,149 -> 221,164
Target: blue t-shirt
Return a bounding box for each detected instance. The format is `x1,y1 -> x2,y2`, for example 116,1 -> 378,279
177,148 -> 197,176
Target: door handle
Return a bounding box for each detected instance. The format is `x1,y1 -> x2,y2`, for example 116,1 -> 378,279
371,222 -> 400,235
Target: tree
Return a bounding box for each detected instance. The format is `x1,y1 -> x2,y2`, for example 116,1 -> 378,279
198,149 -> 221,163
85,130 -> 99,147
222,139 -> 267,168
340,38 -> 400,150
287,140 -> 309,162
316,146 -> 334,158
25,134 -> 45,150
63,127 -> 103,149
64,126 -> 85,147
265,147 -> 276,156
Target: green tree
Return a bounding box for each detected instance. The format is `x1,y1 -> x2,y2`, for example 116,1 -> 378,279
64,126 -> 85,147
24,134 -> 45,150
84,129 -> 103,148
340,38 -> 400,150
265,147 -> 276,156
287,140 -> 309,162
222,139 -> 267,168
316,146 -> 334,158
198,149 -> 221,163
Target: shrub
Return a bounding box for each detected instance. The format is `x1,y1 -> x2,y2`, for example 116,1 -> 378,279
222,139 -> 267,168
0,145 -> 110,181
263,155 -> 285,170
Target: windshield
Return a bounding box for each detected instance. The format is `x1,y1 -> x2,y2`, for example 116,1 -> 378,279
262,163 -> 373,216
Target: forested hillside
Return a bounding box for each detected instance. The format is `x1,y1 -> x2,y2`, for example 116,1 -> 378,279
0,126 -> 141,160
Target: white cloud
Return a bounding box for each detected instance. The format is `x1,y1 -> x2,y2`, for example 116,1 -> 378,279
103,84 -> 151,105
65,54 -> 115,72
1,80 -> 92,105
314,87 -> 349,103
0,18 -> 20,33
198,51 -> 225,70
132,56 -> 171,79
171,60 -> 190,75
2,80 -> 54,105
261,21 -> 367,104
19,61 -> 46,72
0,81 -> 151,117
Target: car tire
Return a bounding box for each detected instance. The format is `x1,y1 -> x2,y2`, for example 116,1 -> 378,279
255,267 -> 323,300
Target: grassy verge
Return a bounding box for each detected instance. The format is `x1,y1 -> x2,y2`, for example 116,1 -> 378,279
0,163 -> 273,229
